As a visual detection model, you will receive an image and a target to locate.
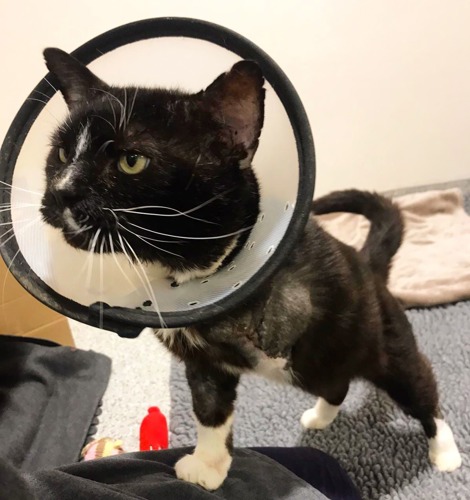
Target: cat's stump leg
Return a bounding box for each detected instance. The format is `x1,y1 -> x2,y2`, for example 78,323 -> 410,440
429,419 -> 462,472
301,397 -> 340,430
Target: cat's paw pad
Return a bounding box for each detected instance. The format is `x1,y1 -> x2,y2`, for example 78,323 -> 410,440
300,408 -> 335,430
430,447 -> 462,472
175,453 -> 228,490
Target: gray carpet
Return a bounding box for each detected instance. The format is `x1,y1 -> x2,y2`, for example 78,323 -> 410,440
169,186 -> 470,500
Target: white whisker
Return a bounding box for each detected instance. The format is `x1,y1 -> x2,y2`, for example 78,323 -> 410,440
78,230 -> 95,276
27,97 -> 48,106
85,228 -> 101,290
118,223 -> 183,258
127,88 -> 138,127
123,231 -> 182,245
96,139 -> 115,157
117,231 -> 159,306
109,188 -> 234,223
0,216 -> 41,248
121,87 -> 128,130
91,114 -> 116,133
108,233 -> 135,290
0,226 -> 15,240
111,207 -> 217,225
120,234 -> 165,327
0,203 -> 41,209
0,181 -> 43,196
181,189 -> 236,215
78,215 -> 90,224
101,93 -> 118,129
127,220 -> 253,241
92,88 -> 125,128
63,224 -> 92,236
108,96 -> 117,129
33,89 -> 52,100
26,98 -> 63,126
43,77 -> 58,93
0,219 -> 32,226
0,205 -> 41,214
2,248 -> 21,304
115,222 -> 180,244
99,238 -> 105,329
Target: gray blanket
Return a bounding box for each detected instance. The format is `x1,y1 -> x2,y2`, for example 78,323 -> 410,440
0,336 -> 111,471
2,449 -> 327,500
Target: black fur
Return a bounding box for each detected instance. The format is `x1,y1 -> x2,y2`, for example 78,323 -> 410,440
163,204 -> 440,440
311,189 -> 404,280
41,49 -> 264,274
41,49 -> 448,484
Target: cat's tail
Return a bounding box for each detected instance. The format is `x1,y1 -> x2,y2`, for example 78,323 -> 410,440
311,190 -> 404,281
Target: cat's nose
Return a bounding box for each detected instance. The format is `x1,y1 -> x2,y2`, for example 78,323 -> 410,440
51,187 -> 79,208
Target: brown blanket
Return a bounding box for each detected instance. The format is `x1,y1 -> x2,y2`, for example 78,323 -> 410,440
315,188 -> 470,308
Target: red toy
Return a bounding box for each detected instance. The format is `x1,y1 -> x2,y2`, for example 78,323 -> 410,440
139,406 -> 169,451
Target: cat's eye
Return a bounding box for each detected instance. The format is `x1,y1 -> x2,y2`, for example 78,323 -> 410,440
58,147 -> 67,164
118,152 -> 149,175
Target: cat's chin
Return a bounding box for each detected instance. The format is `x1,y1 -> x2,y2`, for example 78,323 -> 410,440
62,234 -> 87,250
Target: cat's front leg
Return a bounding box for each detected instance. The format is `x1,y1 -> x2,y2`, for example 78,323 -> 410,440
175,361 -> 239,490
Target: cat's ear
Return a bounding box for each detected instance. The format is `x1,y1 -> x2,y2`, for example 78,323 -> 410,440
203,61 -> 265,167
43,48 -> 108,111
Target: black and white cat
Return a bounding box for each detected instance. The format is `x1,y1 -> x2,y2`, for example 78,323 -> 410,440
41,48 -> 461,490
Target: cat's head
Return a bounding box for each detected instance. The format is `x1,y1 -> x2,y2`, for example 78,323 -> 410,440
40,48 -> 264,282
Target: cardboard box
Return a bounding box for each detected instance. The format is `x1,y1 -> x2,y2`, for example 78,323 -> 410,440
0,259 -> 74,346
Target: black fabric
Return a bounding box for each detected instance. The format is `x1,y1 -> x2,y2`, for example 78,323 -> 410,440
252,447 -> 362,500
0,448 -> 362,499
0,336 -> 111,471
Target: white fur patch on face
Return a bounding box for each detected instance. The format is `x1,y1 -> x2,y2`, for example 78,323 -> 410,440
175,414 -> 233,490
55,124 -> 90,192
56,168 -> 76,191
63,208 -> 80,232
429,418 -> 462,472
73,123 -> 90,163
301,397 -> 341,430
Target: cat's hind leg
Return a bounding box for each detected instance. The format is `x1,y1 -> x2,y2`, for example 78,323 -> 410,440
175,361 -> 239,490
300,383 -> 349,430
373,348 -> 461,472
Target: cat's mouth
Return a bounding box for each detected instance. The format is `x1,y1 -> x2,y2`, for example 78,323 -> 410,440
40,201 -> 116,251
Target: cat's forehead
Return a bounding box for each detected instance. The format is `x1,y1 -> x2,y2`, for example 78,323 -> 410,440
55,111 -> 167,161
58,87 -> 193,139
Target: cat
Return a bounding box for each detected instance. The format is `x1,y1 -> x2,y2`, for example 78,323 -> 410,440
41,48 -> 461,491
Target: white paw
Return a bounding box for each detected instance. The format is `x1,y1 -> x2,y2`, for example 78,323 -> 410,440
429,418 -> 462,472
175,453 -> 230,490
301,398 -> 340,430
301,407 -> 334,429
430,448 -> 462,472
